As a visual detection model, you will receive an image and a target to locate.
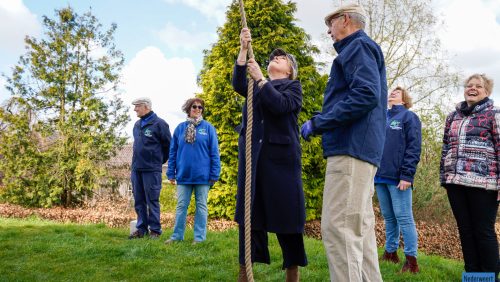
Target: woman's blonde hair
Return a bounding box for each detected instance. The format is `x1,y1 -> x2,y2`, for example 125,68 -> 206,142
464,74 -> 494,95
393,86 -> 413,109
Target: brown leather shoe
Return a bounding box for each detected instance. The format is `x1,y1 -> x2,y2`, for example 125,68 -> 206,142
238,264 -> 248,282
401,255 -> 420,273
128,230 -> 145,240
149,231 -> 161,239
286,265 -> 299,282
381,250 -> 400,264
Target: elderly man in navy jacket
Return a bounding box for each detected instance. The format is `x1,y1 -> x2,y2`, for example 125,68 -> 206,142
301,4 -> 387,282
129,97 -> 171,239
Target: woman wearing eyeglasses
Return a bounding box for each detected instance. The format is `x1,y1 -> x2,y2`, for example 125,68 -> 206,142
165,98 -> 221,245
232,28 -> 307,282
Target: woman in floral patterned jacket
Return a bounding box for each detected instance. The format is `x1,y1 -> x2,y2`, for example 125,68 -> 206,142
440,73 -> 499,279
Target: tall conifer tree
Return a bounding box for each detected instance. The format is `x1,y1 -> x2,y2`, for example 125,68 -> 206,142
0,7 -> 128,207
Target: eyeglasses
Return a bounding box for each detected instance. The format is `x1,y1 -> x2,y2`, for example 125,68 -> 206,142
191,105 -> 204,110
330,14 -> 345,24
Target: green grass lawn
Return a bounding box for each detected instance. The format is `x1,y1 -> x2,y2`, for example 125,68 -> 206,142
0,217 -> 463,281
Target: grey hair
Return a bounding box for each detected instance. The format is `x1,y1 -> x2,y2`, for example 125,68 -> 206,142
144,102 -> 152,110
347,12 -> 366,29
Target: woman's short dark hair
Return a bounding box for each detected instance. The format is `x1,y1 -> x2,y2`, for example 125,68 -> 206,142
182,98 -> 205,116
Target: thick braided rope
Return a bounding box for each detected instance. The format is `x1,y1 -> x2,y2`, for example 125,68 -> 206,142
244,80 -> 254,282
238,0 -> 254,281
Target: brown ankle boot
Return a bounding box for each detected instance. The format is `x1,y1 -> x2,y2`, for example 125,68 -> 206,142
238,264 -> 248,282
286,265 -> 299,282
401,255 -> 420,273
381,250 -> 400,264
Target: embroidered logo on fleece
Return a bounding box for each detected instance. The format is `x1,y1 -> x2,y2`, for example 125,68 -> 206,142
144,128 -> 153,137
197,128 -> 208,135
390,120 -> 402,130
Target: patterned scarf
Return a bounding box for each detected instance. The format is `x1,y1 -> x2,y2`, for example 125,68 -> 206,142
185,116 -> 203,144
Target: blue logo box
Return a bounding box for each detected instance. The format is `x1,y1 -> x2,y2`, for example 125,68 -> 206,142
462,272 -> 495,282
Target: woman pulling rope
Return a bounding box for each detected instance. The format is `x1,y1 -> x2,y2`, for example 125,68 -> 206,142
232,7 -> 308,280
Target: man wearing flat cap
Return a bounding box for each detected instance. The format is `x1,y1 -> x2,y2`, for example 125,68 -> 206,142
129,97 -> 172,239
301,3 -> 387,281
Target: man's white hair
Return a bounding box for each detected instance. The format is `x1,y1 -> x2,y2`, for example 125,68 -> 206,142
347,12 -> 366,29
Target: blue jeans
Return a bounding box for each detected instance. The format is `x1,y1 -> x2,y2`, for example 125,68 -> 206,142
375,183 -> 418,257
170,184 -> 210,242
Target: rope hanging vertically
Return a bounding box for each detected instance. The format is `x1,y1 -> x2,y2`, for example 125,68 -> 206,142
238,0 -> 254,281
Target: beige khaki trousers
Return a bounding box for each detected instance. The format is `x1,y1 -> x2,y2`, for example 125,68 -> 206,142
321,155 -> 382,282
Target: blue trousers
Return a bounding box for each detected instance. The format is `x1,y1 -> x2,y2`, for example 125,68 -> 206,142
375,183 -> 418,256
131,170 -> 163,234
170,184 -> 210,242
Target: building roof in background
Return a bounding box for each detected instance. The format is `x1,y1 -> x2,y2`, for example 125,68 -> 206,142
107,143 -> 133,168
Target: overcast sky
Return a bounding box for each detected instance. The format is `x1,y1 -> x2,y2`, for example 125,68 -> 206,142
1,0 -> 499,137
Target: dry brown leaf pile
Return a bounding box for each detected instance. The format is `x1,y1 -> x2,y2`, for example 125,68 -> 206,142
305,208 -> 500,261
0,199 -> 236,232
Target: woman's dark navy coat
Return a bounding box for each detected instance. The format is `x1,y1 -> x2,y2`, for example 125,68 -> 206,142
232,63 -> 305,234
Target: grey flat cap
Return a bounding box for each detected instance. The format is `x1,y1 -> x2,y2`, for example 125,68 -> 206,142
132,97 -> 152,106
324,3 -> 366,26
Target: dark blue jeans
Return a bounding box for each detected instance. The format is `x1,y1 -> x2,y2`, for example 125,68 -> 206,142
446,184 -> 499,278
131,171 -> 163,234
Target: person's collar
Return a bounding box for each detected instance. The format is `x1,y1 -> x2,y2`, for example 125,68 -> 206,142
472,96 -> 490,108
389,104 -> 406,111
187,115 -> 203,123
140,111 -> 154,120
269,78 -> 289,85
268,73 -> 288,80
458,97 -> 490,116
333,29 -> 364,54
